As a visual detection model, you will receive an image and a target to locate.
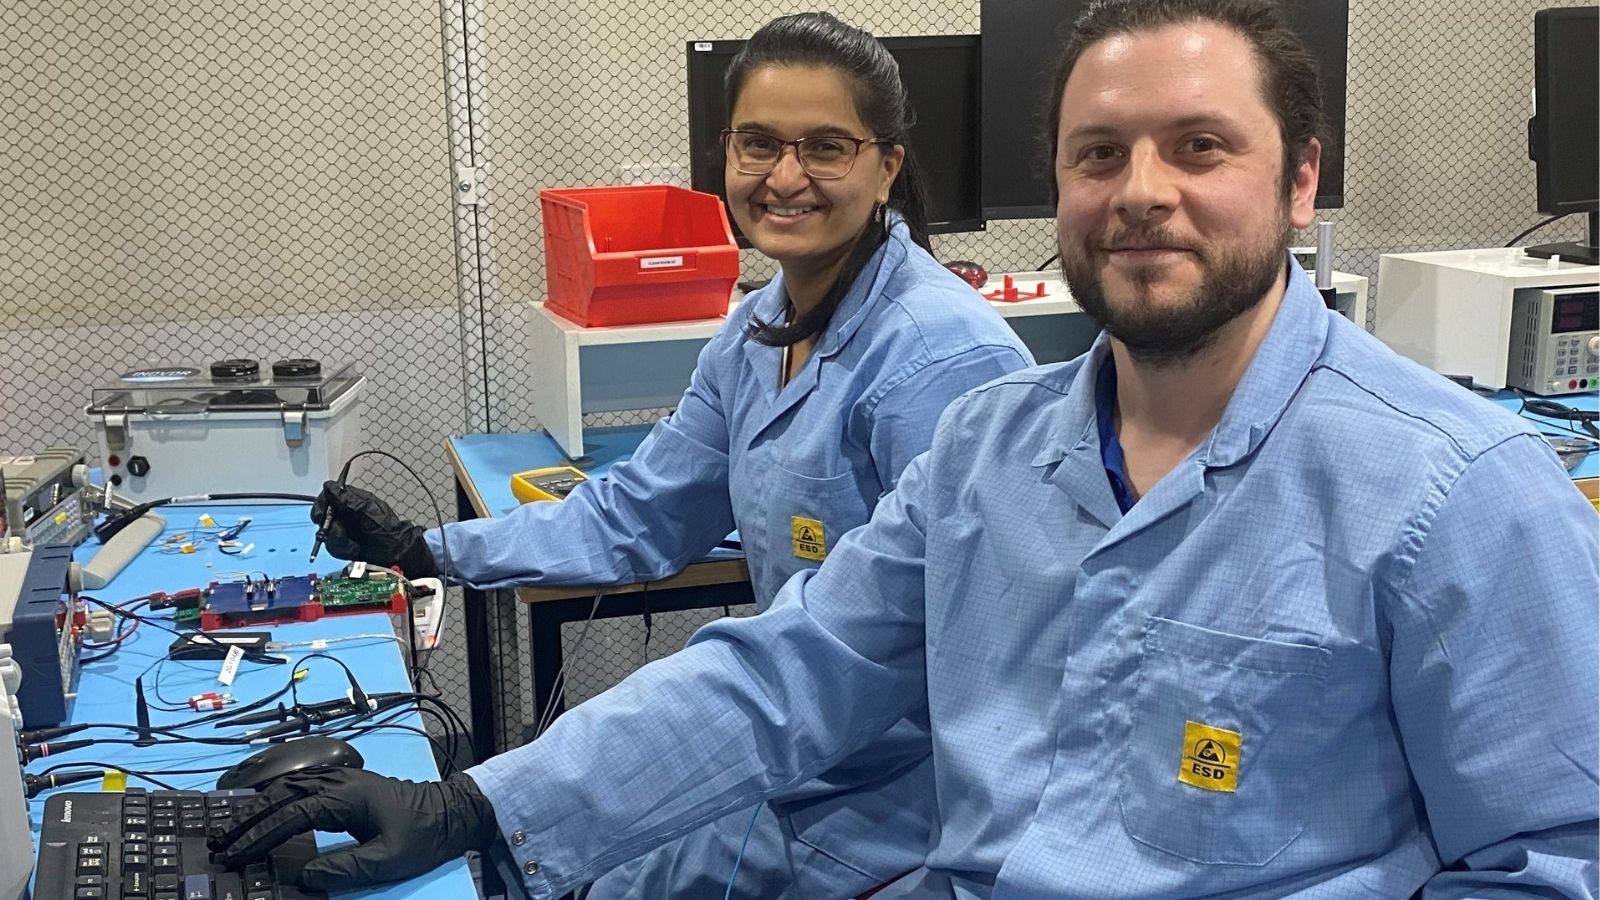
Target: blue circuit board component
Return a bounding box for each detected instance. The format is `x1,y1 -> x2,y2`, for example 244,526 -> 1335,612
204,575 -> 318,617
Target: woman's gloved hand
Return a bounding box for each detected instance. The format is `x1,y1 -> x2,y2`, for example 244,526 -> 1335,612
312,481 -> 439,578
208,768 -> 500,891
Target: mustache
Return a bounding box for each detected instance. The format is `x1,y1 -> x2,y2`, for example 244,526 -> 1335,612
1099,226 -> 1199,253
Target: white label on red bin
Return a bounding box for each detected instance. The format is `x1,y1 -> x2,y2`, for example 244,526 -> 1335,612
639,256 -> 684,270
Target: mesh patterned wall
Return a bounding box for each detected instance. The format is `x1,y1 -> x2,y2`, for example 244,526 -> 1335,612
474,0 -> 1589,440
3,0 -> 1590,746
0,0 -> 481,734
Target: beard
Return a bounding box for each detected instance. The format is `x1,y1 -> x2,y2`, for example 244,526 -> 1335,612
1060,218 -> 1289,367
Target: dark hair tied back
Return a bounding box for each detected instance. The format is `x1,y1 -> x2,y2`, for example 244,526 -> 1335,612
728,13 -> 932,347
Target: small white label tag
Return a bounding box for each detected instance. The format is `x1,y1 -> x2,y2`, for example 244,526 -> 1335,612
218,645 -> 244,686
694,42 -> 712,51
639,255 -> 684,270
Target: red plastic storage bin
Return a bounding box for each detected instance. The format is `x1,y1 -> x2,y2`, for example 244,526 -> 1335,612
540,184 -> 740,327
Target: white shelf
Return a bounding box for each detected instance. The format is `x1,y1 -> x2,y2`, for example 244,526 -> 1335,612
529,269 -> 1369,457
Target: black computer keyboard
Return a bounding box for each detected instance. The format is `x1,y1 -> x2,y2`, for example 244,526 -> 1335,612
34,788 -> 325,900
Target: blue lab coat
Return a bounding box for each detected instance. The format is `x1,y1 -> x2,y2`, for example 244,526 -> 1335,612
472,260 -> 1599,899
435,218 -> 1033,896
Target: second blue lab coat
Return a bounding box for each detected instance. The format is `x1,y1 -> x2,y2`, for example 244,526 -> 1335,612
433,218 -> 1033,896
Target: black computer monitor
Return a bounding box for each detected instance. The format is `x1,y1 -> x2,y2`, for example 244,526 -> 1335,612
1526,6 -> 1598,265
978,0 -> 1349,219
687,35 -> 984,247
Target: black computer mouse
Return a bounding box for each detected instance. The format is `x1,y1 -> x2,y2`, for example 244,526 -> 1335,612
216,736 -> 365,791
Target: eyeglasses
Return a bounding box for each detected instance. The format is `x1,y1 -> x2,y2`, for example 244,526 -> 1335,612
720,129 -> 893,180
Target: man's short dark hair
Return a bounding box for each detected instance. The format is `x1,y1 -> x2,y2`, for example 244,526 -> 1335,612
1043,0 -> 1330,196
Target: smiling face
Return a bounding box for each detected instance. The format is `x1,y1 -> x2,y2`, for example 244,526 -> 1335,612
726,65 -> 904,287
1054,21 -> 1318,364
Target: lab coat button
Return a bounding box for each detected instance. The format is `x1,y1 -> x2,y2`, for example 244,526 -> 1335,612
511,830 -> 526,846
524,861 -> 540,875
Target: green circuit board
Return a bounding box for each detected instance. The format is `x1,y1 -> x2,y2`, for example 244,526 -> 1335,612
316,572 -> 406,610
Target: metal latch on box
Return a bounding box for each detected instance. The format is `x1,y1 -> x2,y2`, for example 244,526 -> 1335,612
280,407 -> 306,448
102,413 -> 128,452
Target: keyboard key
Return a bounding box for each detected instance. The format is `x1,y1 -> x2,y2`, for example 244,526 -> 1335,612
123,869 -> 150,896
246,893 -> 273,900
243,867 -> 272,890
155,874 -> 182,892
183,873 -> 212,900
77,844 -> 106,858
75,875 -> 106,887
73,888 -> 105,899
214,871 -> 245,900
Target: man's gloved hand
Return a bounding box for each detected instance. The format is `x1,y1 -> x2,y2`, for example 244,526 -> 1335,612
312,481 -> 439,578
208,767 -> 500,891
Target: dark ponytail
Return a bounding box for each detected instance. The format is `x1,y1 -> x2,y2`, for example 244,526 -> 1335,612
727,12 -> 932,347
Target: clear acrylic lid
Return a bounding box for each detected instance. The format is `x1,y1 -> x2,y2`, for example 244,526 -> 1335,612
87,360 -> 362,414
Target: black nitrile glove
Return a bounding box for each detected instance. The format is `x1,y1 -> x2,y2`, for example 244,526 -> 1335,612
208,767 -> 500,891
311,481 -> 439,578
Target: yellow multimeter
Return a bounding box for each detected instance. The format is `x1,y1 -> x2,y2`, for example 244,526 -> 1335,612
510,466 -> 588,503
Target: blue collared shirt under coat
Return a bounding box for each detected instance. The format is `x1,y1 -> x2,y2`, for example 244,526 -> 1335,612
470,259 -> 1599,898
439,217 -> 1033,883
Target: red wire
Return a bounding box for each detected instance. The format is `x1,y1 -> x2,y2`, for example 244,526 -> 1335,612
80,596 -> 150,649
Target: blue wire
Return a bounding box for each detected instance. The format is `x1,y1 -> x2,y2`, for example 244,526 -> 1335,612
724,805 -> 763,900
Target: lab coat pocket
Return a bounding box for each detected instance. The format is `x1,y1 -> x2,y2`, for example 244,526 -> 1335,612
757,467 -> 871,610
1118,616 -> 1330,866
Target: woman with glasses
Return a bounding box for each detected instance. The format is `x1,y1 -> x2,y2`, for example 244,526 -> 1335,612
300,12 -> 1032,899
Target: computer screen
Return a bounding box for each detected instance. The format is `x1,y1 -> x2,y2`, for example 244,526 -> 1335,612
686,35 -> 984,245
1531,6 -> 1598,215
978,0 -> 1349,219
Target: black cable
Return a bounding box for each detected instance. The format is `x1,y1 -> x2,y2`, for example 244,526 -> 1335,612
30,762 -> 181,792
95,492 -> 317,542
35,761 -> 233,778
328,449 -> 452,688
1517,389 -> 1600,439
1036,251 -> 1060,271
78,599 -> 149,665
640,595 -> 653,668
79,596 -> 285,667
535,588 -> 606,738
1506,214 -> 1572,248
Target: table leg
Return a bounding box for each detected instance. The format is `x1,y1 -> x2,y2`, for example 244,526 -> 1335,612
457,478 -> 500,764
523,580 -> 756,745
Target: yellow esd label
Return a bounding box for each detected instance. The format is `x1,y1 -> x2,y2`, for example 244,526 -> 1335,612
791,516 -> 826,561
1178,721 -> 1240,793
